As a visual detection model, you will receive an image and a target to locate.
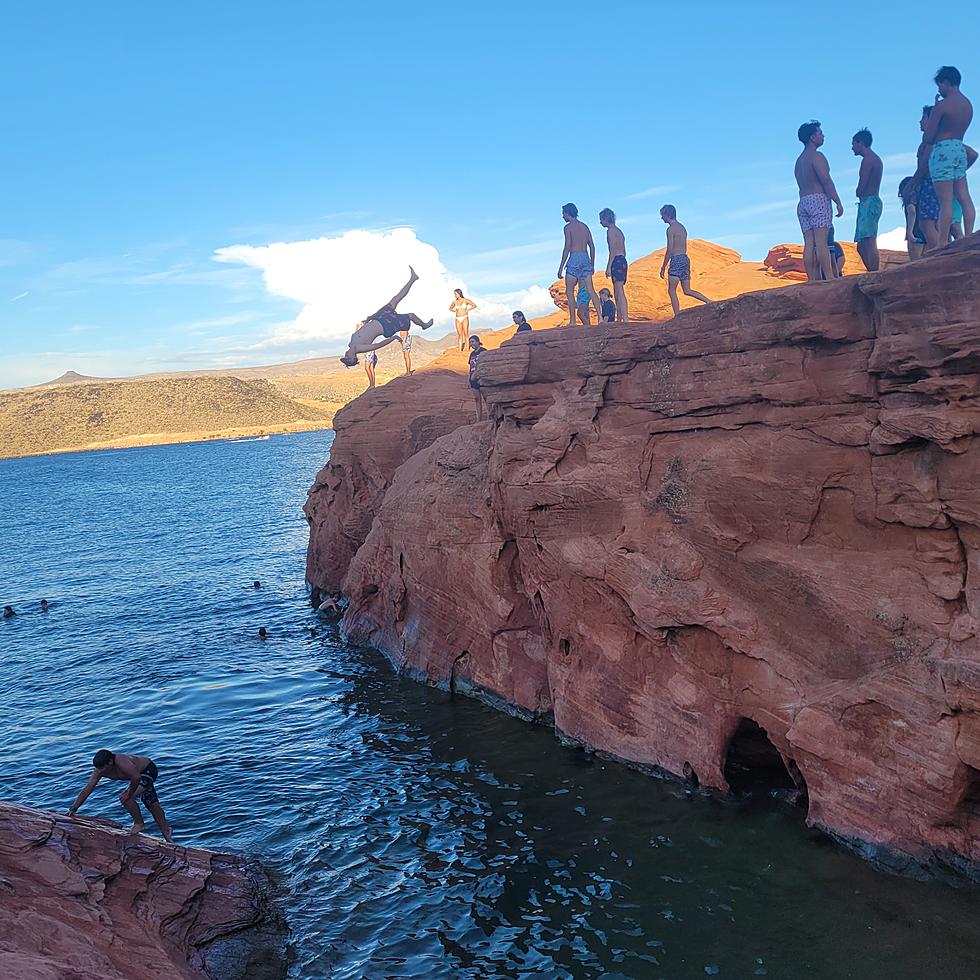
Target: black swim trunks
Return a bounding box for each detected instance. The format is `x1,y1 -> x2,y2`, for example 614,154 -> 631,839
372,305 -> 410,338
138,760 -> 159,808
610,254 -> 628,283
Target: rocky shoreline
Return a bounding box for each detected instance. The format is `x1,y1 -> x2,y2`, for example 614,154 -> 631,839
0,802 -> 287,979
306,236 -> 980,881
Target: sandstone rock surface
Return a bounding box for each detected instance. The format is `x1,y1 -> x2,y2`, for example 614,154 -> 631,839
306,236 -> 980,877
0,802 -> 284,980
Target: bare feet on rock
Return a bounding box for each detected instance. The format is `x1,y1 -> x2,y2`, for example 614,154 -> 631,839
130,821 -> 145,835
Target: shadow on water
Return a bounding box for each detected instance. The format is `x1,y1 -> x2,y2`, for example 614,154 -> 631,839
1,432 -> 979,979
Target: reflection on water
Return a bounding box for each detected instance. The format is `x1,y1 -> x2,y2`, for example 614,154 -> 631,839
1,432 -> 978,979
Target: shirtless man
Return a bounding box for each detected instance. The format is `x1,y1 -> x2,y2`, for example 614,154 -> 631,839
599,208 -> 628,322
794,121 -> 844,282
923,66 -> 975,245
659,205 -> 711,315
851,129 -> 883,271
340,268 -> 433,367
557,203 -> 602,327
68,749 -> 173,841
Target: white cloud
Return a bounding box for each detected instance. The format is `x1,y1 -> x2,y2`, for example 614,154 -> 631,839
624,184 -> 680,201
877,226 -> 908,251
214,227 -> 556,349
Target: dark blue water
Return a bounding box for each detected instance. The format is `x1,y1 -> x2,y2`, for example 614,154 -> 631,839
1,431 -> 978,979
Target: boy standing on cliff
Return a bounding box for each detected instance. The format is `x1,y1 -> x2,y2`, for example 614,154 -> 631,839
68,748 -> 174,842
851,128 -> 883,271
599,208 -> 628,322
923,65 -> 975,245
659,205 -> 712,316
794,120 -> 844,282
557,203 -> 603,327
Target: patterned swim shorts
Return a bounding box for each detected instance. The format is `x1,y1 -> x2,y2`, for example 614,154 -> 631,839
854,195 -> 883,242
797,193 -> 833,233
668,254 -> 691,280
929,139 -> 968,182
565,252 -> 593,280
917,179 -> 940,222
610,255 -> 628,283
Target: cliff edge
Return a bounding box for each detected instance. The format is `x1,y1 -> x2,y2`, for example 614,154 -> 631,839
305,235 -> 980,878
0,802 -> 285,979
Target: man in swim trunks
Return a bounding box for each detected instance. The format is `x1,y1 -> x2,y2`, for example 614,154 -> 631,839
923,66 -> 975,246
557,203 -> 602,327
794,121 -> 844,282
68,748 -> 173,842
851,128 -> 883,271
398,331 -> 413,375
659,205 -> 712,315
339,267 -> 433,366
599,208 -> 628,322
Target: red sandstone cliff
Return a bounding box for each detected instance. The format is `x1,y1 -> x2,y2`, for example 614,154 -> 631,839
305,236 -> 980,877
0,802 -> 284,979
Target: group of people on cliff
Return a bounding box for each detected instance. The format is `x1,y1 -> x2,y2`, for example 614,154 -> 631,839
794,65 -> 974,281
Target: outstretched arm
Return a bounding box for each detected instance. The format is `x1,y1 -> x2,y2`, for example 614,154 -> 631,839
361,335 -> 402,353
68,771 -> 102,815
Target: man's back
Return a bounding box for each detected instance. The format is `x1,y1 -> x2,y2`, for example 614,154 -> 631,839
936,92 -> 974,140
566,218 -> 592,252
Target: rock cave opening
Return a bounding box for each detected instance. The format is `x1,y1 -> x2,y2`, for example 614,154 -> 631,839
723,718 -> 802,801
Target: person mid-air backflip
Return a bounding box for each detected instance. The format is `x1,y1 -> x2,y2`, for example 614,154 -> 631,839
340,267 -> 433,367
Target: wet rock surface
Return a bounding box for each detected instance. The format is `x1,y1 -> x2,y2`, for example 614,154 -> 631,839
306,235 -> 980,877
0,802 -> 286,979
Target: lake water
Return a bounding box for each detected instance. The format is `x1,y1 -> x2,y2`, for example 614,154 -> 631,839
1,431 -> 978,979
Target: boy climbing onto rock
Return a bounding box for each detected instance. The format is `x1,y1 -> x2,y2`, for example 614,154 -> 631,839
659,205 -> 712,316
68,748 -> 173,842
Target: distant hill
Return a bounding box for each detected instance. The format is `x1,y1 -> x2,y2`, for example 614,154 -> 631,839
41,370 -> 109,386
0,376 -> 334,460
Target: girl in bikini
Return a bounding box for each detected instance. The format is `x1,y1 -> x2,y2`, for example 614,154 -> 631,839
449,288 -> 477,352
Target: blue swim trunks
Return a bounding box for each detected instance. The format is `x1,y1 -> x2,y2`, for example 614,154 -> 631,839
917,179 -> 940,222
610,254 -> 628,283
668,254 -> 691,280
854,195 -> 883,242
565,251 -> 593,280
929,139 -> 968,182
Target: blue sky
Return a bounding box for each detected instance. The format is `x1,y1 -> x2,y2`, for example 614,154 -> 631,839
1,2 -> 977,387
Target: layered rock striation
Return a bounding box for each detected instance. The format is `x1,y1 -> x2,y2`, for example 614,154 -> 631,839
0,802 -> 285,979
306,236 -> 980,877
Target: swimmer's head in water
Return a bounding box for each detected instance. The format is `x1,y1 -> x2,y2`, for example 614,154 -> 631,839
797,120 -> 822,146
40,599 -> 48,609
253,581 -> 261,589
599,208 -> 615,226
258,627 -> 267,638
93,749 -> 115,769
2,605 -> 13,617
562,202 -> 578,220
660,204 -> 677,222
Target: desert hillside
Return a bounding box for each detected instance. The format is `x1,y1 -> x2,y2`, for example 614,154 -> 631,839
0,375 -> 334,460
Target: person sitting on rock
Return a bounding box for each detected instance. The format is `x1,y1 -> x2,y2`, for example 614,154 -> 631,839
68,749 -> 173,842
339,267 -> 433,367
317,593 -> 347,618
599,288 -> 616,322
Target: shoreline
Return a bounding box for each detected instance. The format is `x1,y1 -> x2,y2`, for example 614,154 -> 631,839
0,417 -> 338,463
